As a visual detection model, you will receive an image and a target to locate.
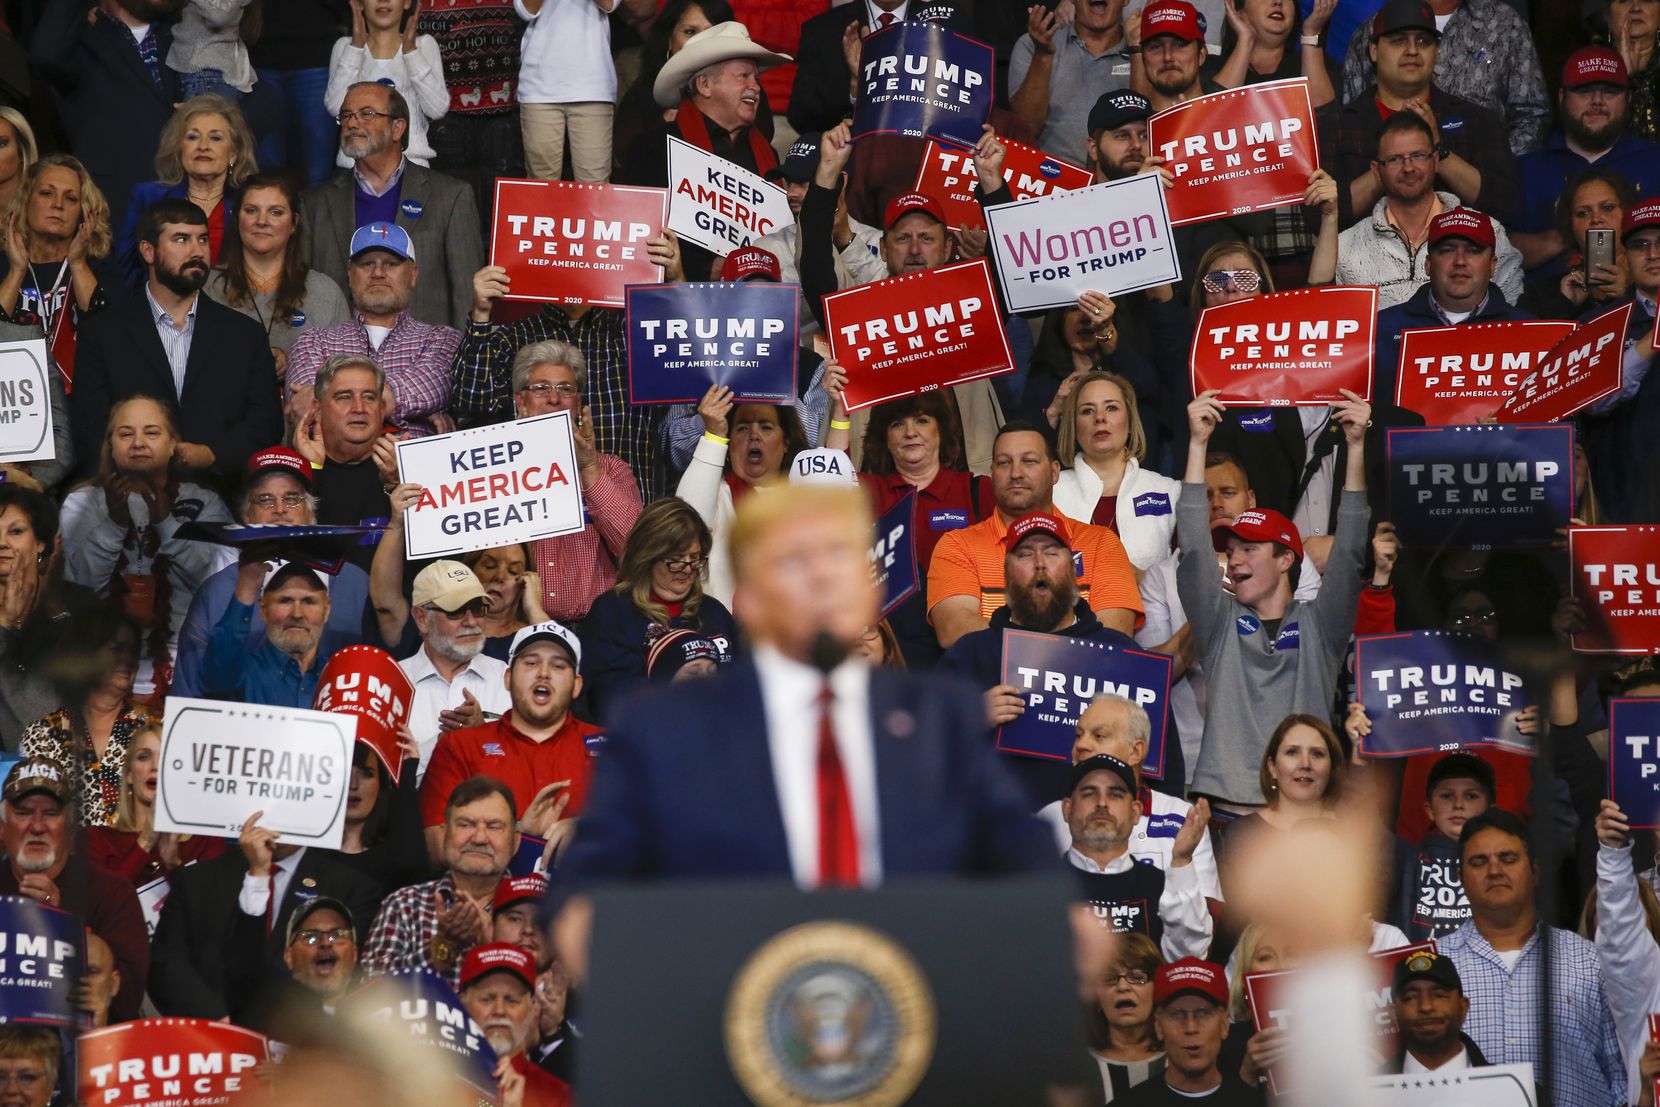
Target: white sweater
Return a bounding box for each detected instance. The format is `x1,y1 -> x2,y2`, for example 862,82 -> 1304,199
1595,841 -> 1660,1106
675,434 -> 741,607
1052,455 -> 1182,570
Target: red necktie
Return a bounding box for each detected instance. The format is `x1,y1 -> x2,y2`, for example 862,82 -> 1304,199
816,684 -> 860,888
877,11 -> 897,28
264,872 -> 277,937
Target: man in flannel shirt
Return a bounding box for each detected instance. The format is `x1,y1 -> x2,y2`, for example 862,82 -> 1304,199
284,222 -> 462,437
360,776 -> 519,987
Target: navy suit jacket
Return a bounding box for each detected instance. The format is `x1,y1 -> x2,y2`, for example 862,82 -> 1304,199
564,659 -> 1055,883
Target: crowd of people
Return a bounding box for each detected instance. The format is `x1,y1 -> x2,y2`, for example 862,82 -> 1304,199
0,0 -> 1647,1102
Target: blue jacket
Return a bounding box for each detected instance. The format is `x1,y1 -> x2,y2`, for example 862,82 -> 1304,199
1516,132 -> 1660,234
579,588 -> 738,726
1374,283 -> 1534,410
201,598 -> 335,709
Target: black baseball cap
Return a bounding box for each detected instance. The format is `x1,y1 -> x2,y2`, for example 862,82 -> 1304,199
1425,752 -> 1496,801
285,896 -> 355,946
1372,0 -> 1439,38
1391,950 -> 1462,996
1069,754 -> 1137,796
1089,90 -> 1151,134
770,133 -> 821,183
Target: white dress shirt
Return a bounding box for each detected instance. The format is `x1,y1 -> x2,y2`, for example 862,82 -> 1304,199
865,0 -> 908,25
237,847 -> 309,918
754,645 -> 883,889
1402,1046 -> 1470,1073
398,646 -> 511,780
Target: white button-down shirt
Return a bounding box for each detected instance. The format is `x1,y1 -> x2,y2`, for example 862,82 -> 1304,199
755,645 -> 882,889
1402,1046 -> 1470,1074
865,0 -> 908,25
237,847 -> 308,919
144,284 -> 199,398
398,646 -> 511,780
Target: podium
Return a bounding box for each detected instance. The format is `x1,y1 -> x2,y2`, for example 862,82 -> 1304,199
578,874 -> 1092,1105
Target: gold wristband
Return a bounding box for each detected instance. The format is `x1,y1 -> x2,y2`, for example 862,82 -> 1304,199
704,431 -> 729,445
829,418 -> 851,430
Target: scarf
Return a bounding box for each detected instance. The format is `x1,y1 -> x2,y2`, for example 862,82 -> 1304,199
675,100 -> 778,176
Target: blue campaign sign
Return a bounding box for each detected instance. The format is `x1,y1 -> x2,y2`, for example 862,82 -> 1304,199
0,895 -> 83,1026
1354,631 -> 1535,758
625,282 -> 799,405
510,834 -> 547,877
870,493 -> 918,620
350,968 -> 501,1101
1610,697 -> 1660,829
996,629 -> 1173,779
176,520 -> 385,574
1386,424 -> 1574,550
851,21 -> 995,150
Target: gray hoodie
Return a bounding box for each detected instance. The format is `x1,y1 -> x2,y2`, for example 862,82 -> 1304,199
1175,482 -> 1367,804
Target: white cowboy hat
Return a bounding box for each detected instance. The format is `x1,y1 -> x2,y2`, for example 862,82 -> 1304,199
653,21 -> 792,109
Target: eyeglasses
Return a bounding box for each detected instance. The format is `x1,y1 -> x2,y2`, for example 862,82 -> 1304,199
1375,150 -> 1435,170
1105,969 -> 1151,987
0,1071 -> 42,1090
425,600 -> 487,619
1200,269 -> 1261,294
1162,1005 -> 1222,1025
520,382 -> 579,398
292,926 -> 354,947
661,556 -> 706,573
337,108 -> 388,125
250,492 -> 309,510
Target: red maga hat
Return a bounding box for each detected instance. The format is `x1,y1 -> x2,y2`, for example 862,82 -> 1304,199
1427,208 -> 1495,250
1210,508 -> 1303,561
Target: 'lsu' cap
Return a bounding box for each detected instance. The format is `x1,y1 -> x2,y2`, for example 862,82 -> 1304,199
492,873 -> 549,913
1070,753 -> 1137,796
349,221 -> 417,262
459,942 -> 537,992
721,246 -> 781,283
1391,949 -> 1463,996
245,446 -> 313,488
771,133 -> 822,183
2,758 -> 66,806
1001,512 -> 1073,551
1427,208 -> 1495,250
1210,508 -> 1303,561
285,896 -> 355,946
1562,46 -> 1628,90
789,447 -> 858,487
411,560 -> 487,612
1154,957 -> 1229,1007
883,192 -> 948,229
510,619 -> 583,670
1623,198 -> 1660,241
1089,90 -> 1151,134
1370,0 -> 1438,38
1141,0 -> 1206,43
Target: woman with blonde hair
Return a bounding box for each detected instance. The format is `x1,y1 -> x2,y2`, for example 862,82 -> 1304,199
84,723 -> 224,887
1052,369 -> 1183,570
115,94 -> 260,285
0,108 -> 38,215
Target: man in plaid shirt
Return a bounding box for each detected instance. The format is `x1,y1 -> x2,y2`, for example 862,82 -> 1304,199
286,223 -> 462,438
1439,809 -> 1625,1106
361,776 -> 519,988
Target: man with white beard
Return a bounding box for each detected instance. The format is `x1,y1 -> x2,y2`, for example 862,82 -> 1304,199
397,562 -> 511,780
458,943 -> 573,1106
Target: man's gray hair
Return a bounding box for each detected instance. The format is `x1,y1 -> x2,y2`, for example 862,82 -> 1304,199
511,340 -> 587,397
1085,694 -> 1152,749
239,472 -> 320,523
313,355 -> 386,401
686,58 -> 753,101
346,81 -> 410,151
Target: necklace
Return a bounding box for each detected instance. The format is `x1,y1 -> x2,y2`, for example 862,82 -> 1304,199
24,258 -> 68,344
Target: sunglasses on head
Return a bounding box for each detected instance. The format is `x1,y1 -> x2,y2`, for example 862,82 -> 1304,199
1201,269 -> 1262,293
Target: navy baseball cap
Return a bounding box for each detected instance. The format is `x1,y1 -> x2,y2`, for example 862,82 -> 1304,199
1089,90 -> 1151,134
770,133 -> 822,183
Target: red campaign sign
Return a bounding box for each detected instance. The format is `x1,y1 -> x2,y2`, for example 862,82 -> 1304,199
488,179 -> 668,308
313,645 -> 415,782
1245,943 -> 1434,1097
1569,526 -> 1660,654
79,1018 -> 270,1107
1191,286 -> 1377,405
823,258 -> 1014,412
912,137 -> 1092,230
1396,320 -> 1578,425
1495,303 -> 1631,424
1146,77 -> 1318,227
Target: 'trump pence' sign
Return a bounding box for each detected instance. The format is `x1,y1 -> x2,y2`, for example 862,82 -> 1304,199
0,896 -> 83,1025
1192,286 -> 1377,404
871,493 -> 918,619
1496,303 -> 1630,423
666,138 -> 793,256
312,645 -> 415,783
914,137 -> 1092,230
1395,321 -> 1577,425
0,340 -> 55,464
1353,631 -> 1533,757
852,20 -> 994,149
396,413 -> 585,560
1385,423 -> 1574,550
983,173 -> 1179,313
79,1019 -> 268,1107
1609,697 -> 1660,829
1569,525 -> 1660,654
155,698 -> 355,847
489,179 -> 667,307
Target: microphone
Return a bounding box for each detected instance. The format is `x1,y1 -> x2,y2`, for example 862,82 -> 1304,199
808,629 -> 848,675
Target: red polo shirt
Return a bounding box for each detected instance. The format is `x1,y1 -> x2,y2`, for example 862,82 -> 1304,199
858,468 -> 994,575
420,714 -> 602,829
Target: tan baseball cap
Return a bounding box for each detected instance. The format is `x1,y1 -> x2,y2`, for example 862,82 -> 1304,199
411,560 -> 487,612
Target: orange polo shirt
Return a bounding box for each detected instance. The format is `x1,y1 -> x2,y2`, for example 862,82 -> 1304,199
419,714 -> 602,828
925,510 -> 1144,627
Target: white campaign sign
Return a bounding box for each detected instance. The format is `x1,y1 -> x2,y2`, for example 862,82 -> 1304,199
983,174 -> 1182,313
0,340 -> 55,463
396,412 -> 586,559
1367,1064 -> 1536,1105
666,137 -> 794,257
155,698 -> 354,848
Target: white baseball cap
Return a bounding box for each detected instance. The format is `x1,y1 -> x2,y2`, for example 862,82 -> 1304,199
788,448 -> 858,487
508,619 -> 582,670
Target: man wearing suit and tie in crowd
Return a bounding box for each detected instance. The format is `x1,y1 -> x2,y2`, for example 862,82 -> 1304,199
559,486 -> 1054,962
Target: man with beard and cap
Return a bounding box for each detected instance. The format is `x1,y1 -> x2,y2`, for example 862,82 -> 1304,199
397,561 -> 511,779
1134,0 -> 1222,112
71,197 -> 282,480
1379,951 -> 1491,1074
458,943 -> 574,1106
1512,48 -> 1660,268
1063,754 -> 1212,961
0,759 -> 148,1024
32,0 -> 185,235
302,83 -> 483,332
201,562 -> 336,708
285,222 -> 461,435
173,447 -> 374,699
938,511 -> 1159,804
